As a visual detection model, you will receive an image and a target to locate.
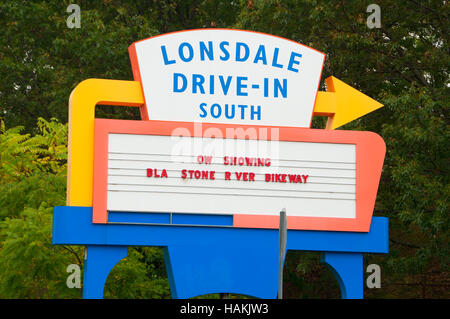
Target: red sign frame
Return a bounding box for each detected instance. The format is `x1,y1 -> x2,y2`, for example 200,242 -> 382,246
93,119 -> 385,232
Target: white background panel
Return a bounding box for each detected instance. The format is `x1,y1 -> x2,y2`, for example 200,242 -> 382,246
107,161 -> 356,178
107,175 -> 356,194
106,133 -> 356,219
107,168 -> 356,185
107,191 -> 355,218
108,134 -> 355,162
133,29 -> 325,127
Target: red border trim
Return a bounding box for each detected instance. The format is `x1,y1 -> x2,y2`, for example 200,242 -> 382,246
130,28 -> 326,55
128,43 -> 149,120
93,119 -> 385,232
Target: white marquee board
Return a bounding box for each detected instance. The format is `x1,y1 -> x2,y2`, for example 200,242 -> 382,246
106,133 -> 356,219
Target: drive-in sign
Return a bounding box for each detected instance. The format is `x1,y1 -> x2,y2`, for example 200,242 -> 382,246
64,29 -> 386,233
129,29 -> 325,127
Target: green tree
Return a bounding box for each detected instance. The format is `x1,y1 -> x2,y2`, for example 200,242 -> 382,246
236,0 -> 449,298
0,117 -> 81,298
0,0 -> 242,299
0,0 -> 242,130
0,118 -> 171,298
0,0 -> 448,299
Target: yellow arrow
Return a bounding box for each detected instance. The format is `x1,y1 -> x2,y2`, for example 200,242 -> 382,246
313,76 -> 384,130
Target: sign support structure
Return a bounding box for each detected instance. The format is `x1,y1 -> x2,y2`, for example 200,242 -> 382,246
278,208 -> 287,299
54,206 -> 388,299
52,29 -> 389,299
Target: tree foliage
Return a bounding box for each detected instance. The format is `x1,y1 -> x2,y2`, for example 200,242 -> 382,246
0,118 -> 171,298
0,0 -> 448,298
0,117 -> 79,298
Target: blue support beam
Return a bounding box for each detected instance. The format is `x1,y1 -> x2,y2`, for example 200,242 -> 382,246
52,206 -> 388,299
322,252 -> 364,299
82,245 -> 128,299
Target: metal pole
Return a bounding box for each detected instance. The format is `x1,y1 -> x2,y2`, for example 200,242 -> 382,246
278,208 -> 287,299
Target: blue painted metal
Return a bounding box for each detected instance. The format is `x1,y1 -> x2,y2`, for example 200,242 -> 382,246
322,252 -> 364,299
82,245 -> 128,299
165,243 -> 279,299
171,213 -> 233,226
107,211 -> 233,226
52,206 -> 389,299
108,212 -> 170,224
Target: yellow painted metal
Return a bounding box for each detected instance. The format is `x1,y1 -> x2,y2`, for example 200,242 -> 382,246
67,79 -> 144,206
313,76 -> 384,130
313,91 -> 336,117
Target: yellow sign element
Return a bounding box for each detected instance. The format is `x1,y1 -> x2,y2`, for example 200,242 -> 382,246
67,77 -> 382,207
313,76 -> 384,130
67,79 -> 144,206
